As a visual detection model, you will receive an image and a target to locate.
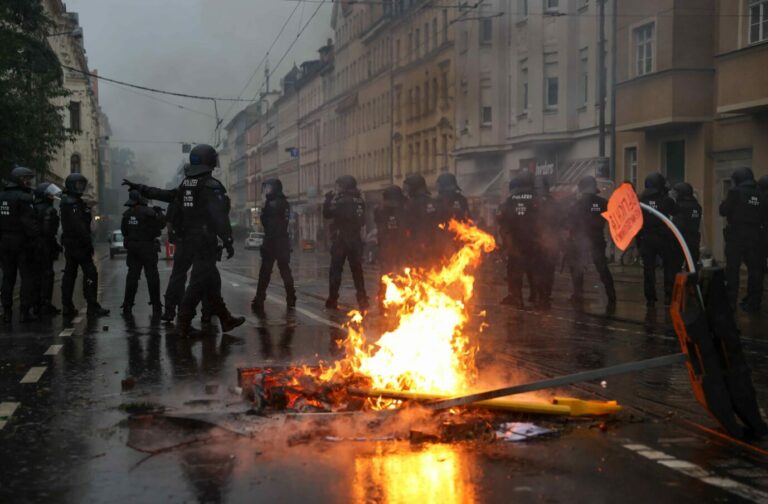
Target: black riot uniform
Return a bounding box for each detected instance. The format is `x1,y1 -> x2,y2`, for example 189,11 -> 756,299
374,185 -> 407,305
637,173 -> 678,307
323,175 -> 368,310
403,174 -> 439,268
31,182 -> 62,316
171,144 -> 244,336
120,190 -> 165,316
122,175 -> 214,323
567,176 -> 616,312
497,172 -> 539,308
671,182 -> 702,268
435,173 -> 471,261
533,177 -> 560,310
251,178 -> 296,314
60,174 -> 109,317
719,167 -> 768,312
0,167 -> 39,323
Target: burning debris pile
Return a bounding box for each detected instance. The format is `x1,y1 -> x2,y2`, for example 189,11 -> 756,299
236,220 -> 621,428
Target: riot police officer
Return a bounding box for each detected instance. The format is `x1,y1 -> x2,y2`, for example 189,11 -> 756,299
121,189 -> 166,317
403,174 -> 439,268
671,182 -> 702,268
122,173 -> 214,324
0,167 -> 39,323
251,178 -> 296,315
435,173 -> 471,261
32,182 -> 62,316
60,173 -> 109,317
533,177 -> 560,310
638,172 -> 678,307
497,171 -> 538,308
719,167 -> 768,312
567,176 -> 616,312
374,185 -> 407,306
323,175 -> 368,310
171,144 -> 245,336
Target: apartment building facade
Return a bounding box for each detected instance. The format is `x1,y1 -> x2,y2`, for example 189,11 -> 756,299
614,0 -> 768,259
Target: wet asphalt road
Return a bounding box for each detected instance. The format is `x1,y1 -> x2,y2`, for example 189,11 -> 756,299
0,244 -> 767,503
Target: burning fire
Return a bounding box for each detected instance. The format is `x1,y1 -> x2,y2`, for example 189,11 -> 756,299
317,220 -> 496,398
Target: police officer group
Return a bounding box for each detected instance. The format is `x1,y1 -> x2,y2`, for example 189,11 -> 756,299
3,145 -> 764,331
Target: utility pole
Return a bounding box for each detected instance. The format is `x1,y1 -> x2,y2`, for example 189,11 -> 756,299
598,0 -> 607,161
610,0 -> 617,181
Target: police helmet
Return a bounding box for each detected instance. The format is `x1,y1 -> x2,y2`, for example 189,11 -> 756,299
672,182 -> 694,200
7,166 -> 35,189
758,175 -> 768,193
382,185 -> 405,202
731,167 -> 755,186
262,177 -> 283,196
187,144 -> 218,177
577,175 -> 598,195
125,189 -> 146,206
403,174 -> 428,197
508,171 -> 534,191
35,182 -> 62,201
335,175 -> 358,194
436,173 -> 460,195
644,172 -> 667,191
65,173 -> 88,195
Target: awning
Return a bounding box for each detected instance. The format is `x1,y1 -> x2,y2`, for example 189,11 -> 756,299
458,168 -> 505,199
550,158 -> 599,195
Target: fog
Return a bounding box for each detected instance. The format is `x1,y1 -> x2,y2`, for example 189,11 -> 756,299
66,0 -> 332,187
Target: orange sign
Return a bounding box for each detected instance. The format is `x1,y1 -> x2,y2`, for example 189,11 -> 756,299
602,183 -> 643,251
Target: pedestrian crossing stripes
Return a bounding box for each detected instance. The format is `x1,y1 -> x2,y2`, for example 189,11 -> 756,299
58,328 -> 74,337
0,402 -> 19,430
19,367 -> 47,384
44,345 -> 63,356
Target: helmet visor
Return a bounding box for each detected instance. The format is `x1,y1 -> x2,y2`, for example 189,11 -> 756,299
46,184 -> 62,200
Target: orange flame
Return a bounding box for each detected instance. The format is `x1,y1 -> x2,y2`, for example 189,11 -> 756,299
317,220 -> 496,397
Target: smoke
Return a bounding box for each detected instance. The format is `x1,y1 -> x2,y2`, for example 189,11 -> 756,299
65,0 -> 332,187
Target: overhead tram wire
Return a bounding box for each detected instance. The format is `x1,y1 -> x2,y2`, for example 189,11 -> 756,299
219,1 -> 303,133
98,78 -> 216,119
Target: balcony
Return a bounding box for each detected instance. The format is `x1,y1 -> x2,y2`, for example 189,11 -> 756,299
716,43 -> 768,115
616,69 -> 714,131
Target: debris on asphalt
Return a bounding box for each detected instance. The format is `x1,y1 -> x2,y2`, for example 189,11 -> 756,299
494,422 -> 558,442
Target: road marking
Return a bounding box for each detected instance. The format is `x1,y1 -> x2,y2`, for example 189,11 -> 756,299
623,443 -> 768,503
58,328 -> 74,337
72,316 -> 82,324
266,293 -> 345,330
0,402 -> 20,430
20,367 -> 47,384
231,283 -> 240,287
44,345 -> 63,356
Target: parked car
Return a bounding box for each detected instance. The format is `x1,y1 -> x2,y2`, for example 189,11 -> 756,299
109,230 -> 125,259
245,232 -> 265,250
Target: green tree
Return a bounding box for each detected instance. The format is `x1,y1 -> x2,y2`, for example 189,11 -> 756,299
0,0 -> 70,178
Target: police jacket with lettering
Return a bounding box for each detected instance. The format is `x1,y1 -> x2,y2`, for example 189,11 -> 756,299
172,174 -> 232,244
673,196 -> 702,241
374,202 -> 406,252
403,192 -> 439,247
497,188 -> 538,248
0,186 -> 38,246
121,203 -> 165,244
261,193 -> 291,253
34,200 -> 60,251
639,188 -> 677,237
60,192 -> 92,251
323,190 -> 366,243
137,184 -> 176,204
437,191 -> 471,224
568,194 -> 608,244
719,180 -> 767,229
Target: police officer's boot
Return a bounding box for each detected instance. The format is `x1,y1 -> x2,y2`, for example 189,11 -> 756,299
161,302 -> 176,323
87,303 -> 110,318
2,308 -> 12,325
219,310 -> 246,334
500,294 -> 523,308
121,304 -> 133,315
62,305 -> 78,318
251,297 -> 266,316
151,304 -> 162,320
325,298 -> 338,310
357,294 -> 370,311
177,317 -> 193,338
20,307 -> 38,323
201,309 -> 213,325
286,292 -> 296,310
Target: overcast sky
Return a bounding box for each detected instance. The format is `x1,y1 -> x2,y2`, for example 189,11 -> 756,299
65,0 -> 333,186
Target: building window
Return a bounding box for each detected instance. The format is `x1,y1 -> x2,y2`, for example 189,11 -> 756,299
70,154 -> 81,174
544,62 -> 559,109
519,61 -> 529,113
750,0 -> 768,43
415,29 -> 420,56
545,0 -> 559,11
395,88 -> 402,123
663,140 -> 685,185
442,9 -> 448,42
624,147 -> 638,187
425,81 -> 430,112
459,30 -> 469,53
408,32 -> 413,60
519,0 -> 528,17
480,15 -> 493,44
424,23 -> 429,53
415,86 -> 421,117
480,83 -> 492,126
433,18 -> 438,48
634,22 -> 655,76
579,48 -> 589,107
395,39 -> 401,65
432,77 -> 439,110
69,101 -> 81,132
